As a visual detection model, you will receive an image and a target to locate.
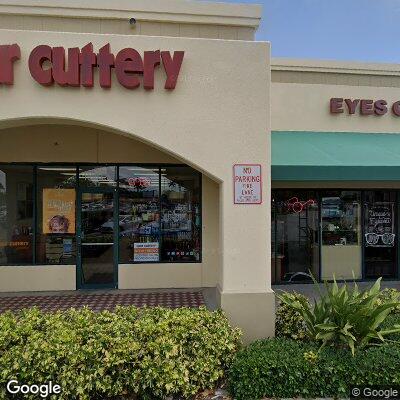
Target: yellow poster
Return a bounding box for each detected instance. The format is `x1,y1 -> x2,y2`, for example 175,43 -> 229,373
43,189 -> 76,234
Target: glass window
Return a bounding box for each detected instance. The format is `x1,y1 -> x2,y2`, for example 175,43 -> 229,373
321,191 -> 361,246
36,166 -> 77,265
0,163 -> 202,266
272,190 -> 319,283
79,166 -> 116,188
118,166 -> 160,263
161,167 -> 201,262
321,191 -> 362,280
364,190 -> 397,279
0,166 -> 34,265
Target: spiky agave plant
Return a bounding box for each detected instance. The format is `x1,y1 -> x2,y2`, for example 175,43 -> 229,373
277,276 -> 400,355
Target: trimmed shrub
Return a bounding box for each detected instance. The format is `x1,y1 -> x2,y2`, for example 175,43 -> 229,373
0,306 -> 241,400
378,288 -> 400,313
381,313 -> 400,341
275,292 -> 308,340
228,337 -> 400,400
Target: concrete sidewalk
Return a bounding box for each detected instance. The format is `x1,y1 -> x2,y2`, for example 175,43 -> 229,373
273,280 -> 400,300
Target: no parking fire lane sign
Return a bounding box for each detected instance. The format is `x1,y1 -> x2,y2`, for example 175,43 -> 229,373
233,164 -> 262,204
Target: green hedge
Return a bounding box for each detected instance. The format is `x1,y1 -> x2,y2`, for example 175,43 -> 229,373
378,288 -> 400,313
0,306 -> 241,400
228,338 -> 400,400
275,292 -> 308,340
382,313 -> 400,340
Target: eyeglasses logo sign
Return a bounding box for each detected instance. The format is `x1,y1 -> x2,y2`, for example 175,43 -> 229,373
365,203 -> 396,247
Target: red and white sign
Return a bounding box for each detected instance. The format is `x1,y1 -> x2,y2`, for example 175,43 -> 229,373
134,242 -> 159,262
233,164 -> 262,204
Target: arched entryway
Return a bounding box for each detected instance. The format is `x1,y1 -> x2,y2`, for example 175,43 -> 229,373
0,121 -> 220,292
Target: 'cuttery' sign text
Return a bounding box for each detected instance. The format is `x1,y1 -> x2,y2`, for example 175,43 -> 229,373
0,43 -> 184,90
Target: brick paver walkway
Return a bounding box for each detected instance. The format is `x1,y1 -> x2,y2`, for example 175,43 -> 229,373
0,291 -> 205,313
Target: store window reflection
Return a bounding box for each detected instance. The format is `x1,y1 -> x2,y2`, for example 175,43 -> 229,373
321,191 -> 361,280
0,163 -> 203,267
0,166 -> 34,264
119,166 -> 160,263
161,167 -> 201,262
36,166 -> 77,265
272,191 -> 319,283
79,166 -> 116,188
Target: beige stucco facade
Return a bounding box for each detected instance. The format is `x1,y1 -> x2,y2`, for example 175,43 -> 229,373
271,58 -> 400,285
0,0 -> 274,342
271,58 -> 400,133
0,0 -> 260,40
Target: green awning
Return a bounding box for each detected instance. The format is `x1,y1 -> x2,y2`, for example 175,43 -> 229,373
272,131 -> 400,181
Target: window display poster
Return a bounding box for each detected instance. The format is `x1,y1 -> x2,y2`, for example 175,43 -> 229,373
233,164 -> 262,204
134,242 -> 159,262
43,189 -> 76,234
365,202 -> 395,247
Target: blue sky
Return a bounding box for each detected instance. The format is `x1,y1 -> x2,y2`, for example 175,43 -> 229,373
205,0 -> 400,63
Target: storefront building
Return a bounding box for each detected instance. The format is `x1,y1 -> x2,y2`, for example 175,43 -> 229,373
2,0 -> 400,341
0,0 -> 272,342
271,59 -> 400,285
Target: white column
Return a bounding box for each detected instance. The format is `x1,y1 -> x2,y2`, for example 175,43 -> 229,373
217,160 -> 275,343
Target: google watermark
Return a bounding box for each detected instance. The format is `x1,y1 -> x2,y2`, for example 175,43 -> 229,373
351,386 -> 400,399
5,380 -> 61,398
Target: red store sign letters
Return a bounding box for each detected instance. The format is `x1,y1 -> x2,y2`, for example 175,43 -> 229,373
330,97 -> 400,117
0,43 -> 184,90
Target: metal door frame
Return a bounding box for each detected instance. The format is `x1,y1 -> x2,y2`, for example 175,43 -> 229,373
77,187 -> 118,289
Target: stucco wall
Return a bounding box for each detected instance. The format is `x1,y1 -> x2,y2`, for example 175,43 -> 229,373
0,0 -> 260,40
0,265 -> 75,291
0,29 -> 272,340
0,30 -> 270,182
0,124 -> 180,163
272,82 -> 400,133
272,58 -> 400,134
272,70 -> 400,88
0,15 -> 255,41
321,246 -> 362,280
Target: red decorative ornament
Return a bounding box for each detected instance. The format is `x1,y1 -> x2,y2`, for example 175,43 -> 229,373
128,177 -> 151,189
286,197 -> 315,213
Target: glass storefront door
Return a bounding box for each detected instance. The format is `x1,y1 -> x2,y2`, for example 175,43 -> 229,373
78,190 -> 117,288
364,190 -> 397,279
272,190 -> 320,283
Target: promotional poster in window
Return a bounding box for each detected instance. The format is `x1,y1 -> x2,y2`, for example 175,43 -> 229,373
42,189 -> 76,234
